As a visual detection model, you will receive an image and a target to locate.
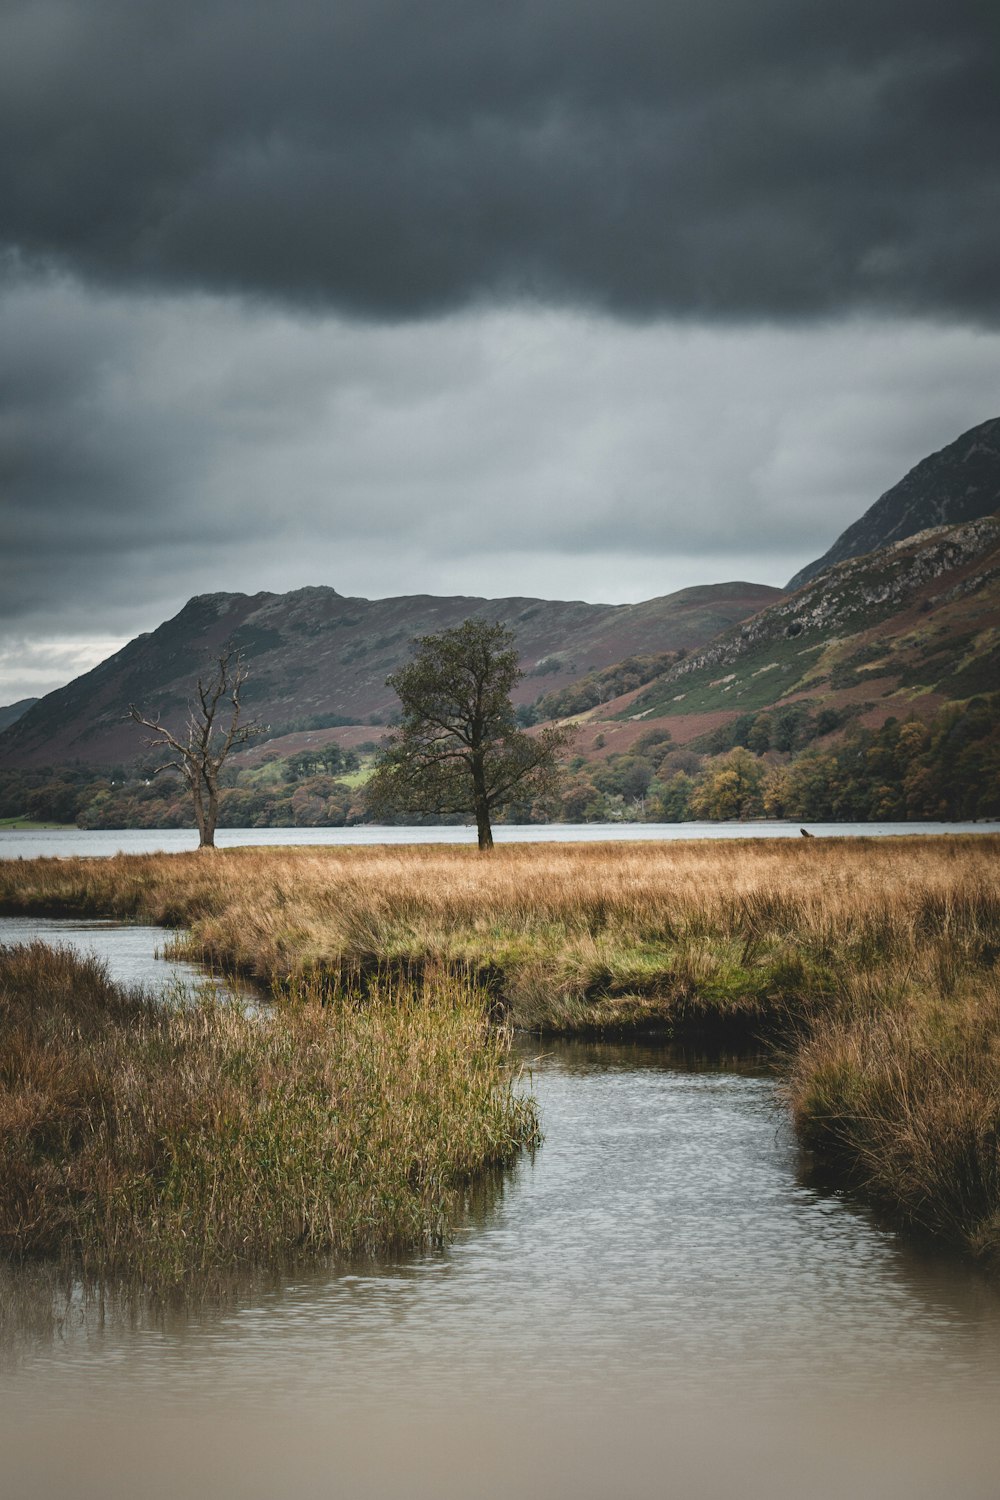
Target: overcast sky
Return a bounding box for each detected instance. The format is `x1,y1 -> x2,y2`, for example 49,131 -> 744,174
2,0 -> 998,702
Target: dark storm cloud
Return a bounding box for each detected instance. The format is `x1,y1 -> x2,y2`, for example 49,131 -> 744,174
4,266 -> 1000,698
1,0 -> 996,321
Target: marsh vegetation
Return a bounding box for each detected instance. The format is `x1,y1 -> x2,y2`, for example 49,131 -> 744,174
0,942 -> 538,1284
1,835 -> 998,1265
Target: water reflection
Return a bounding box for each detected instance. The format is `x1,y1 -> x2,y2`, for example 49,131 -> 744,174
3,925 -> 1000,1495
4,1039 -> 1000,1416
528,1034 -> 773,1076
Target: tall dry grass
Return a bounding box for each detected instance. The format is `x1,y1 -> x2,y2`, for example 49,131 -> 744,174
0,942 -> 538,1285
787,972 -> 1000,1259
2,837 -> 997,1030
3,836 -> 999,1260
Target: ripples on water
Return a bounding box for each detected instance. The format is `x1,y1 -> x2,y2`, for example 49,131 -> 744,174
3,922 -> 1000,1497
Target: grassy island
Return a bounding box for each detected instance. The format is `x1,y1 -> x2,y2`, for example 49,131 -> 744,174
0,943 -> 538,1284
1,835 -> 998,1267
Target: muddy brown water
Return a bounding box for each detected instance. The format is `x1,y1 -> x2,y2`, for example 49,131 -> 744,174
2,917 -> 1000,1499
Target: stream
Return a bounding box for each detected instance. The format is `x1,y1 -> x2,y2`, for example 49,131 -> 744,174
2,916 -> 1000,1499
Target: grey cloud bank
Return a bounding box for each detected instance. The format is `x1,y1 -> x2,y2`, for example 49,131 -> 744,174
1,0 -> 998,700
1,0 -> 996,321
3,269 -> 999,698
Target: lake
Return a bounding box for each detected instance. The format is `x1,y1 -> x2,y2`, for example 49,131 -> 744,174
2,915 -> 1000,1497
2,817 -> 996,860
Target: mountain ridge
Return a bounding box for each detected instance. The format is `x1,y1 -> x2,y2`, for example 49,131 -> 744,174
0,699 -> 39,733
0,581 -> 782,768
5,414 -> 999,779
788,415 -> 1000,589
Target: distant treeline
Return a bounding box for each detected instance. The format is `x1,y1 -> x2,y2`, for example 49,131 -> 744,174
3,694 -> 998,829
561,693 -> 1000,824
0,743 -> 370,830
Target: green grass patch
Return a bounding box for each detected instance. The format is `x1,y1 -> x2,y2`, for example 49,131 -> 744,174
336,762 -> 374,789
629,638 -> 825,718
0,817 -> 77,831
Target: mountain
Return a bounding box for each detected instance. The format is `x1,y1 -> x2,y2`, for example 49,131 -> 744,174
0,581 -> 782,768
608,513 -> 1000,740
788,415 -> 1000,590
0,699 -> 39,732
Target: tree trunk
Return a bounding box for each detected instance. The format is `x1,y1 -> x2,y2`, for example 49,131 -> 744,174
190,769 -> 216,849
471,758 -> 493,851
199,807 -> 217,848
475,803 -> 494,851
200,775 -> 218,849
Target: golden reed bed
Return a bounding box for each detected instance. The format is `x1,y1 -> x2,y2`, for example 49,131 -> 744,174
2,834 -> 999,1261
1,835 -> 996,1012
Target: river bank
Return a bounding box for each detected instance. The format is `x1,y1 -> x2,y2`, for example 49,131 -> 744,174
2,835 -> 999,1262
1,836 -> 995,1026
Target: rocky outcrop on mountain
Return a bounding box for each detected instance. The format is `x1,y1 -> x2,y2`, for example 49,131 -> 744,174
788,416 -> 1000,589
627,514 -> 1000,722
712,516 -> 1000,672
0,581 -> 781,768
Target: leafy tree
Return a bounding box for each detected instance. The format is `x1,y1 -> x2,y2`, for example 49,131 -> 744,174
746,715 -> 773,754
592,754 -> 654,802
772,706 -> 809,752
633,727 -> 674,760
129,645 -> 261,848
688,748 -> 764,820
286,745 -> 358,780
760,763 -> 791,817
559,773 -> 600,821
648,770 -> 694,821
25,780 -> 82,825
366,619 -> 571,850
782,750 -> 838,820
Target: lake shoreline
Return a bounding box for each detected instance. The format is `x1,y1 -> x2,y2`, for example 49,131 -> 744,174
2,817 -> 997,863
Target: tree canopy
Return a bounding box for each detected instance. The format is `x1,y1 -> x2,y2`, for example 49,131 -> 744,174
366,619 -> 570,849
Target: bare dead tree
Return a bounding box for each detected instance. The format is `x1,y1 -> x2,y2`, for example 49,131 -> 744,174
128,645 -> 260,849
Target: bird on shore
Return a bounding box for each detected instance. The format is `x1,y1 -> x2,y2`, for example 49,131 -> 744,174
800,828 -> 813,838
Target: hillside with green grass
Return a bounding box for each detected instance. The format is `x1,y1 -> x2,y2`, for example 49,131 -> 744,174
622,513 -> 1000,727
